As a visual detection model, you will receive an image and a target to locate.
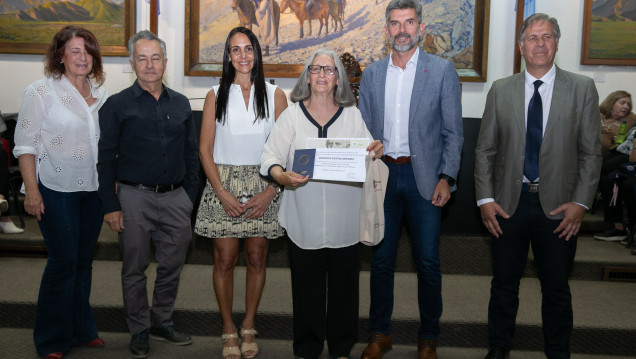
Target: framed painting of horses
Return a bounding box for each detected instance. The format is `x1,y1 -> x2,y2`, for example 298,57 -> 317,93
580,0 -> 636,66
185,0 -> 490,81
0,0 -> 135,56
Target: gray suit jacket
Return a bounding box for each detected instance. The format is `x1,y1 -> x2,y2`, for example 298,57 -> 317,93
358,49 -> 464,200
474,67 -> 602,219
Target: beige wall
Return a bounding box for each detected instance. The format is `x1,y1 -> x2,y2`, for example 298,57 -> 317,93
0,0 -> 634,118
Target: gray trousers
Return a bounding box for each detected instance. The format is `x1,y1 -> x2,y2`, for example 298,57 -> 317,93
117,184 -> 193,335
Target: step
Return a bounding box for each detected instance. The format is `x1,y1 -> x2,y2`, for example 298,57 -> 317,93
2,217 -> 635,281
1,328 -> 634,359
1,258 -> 634,356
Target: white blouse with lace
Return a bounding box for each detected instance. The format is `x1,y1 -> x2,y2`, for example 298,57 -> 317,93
13,75 -> 108,192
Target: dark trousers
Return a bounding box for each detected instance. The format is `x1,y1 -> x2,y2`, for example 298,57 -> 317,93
599,152 -> 629,223
33,184 -> 103,356
118,184 -> 193,335
622,176 -> 636,226
0,146 -> 9,215
288,240 -> 361,359
489,190 -> 577,359
368,161 -> 442,339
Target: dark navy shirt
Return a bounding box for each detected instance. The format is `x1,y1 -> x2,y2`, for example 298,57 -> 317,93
97,80 -> 199,214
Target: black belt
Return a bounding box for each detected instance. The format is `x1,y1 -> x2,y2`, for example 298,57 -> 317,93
120,180 -> 183,193
522,182 -> 540,193
383,155 -> 411,164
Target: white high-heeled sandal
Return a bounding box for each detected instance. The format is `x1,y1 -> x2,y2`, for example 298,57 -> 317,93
0,220 -> 23,234
240,327 -> 259,358
221,331 -> 240,359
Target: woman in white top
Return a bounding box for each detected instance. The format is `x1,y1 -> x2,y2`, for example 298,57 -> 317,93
194,27 -> 288,359
14,26 -> 109,359
260,48 -> 382,359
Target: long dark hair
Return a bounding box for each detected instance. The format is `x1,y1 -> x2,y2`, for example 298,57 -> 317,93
44,25 -> 104,85
216,27 -> 268,124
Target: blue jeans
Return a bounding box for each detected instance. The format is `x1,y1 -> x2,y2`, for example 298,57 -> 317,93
368,162 -> 442,339
33,183 -> 103,356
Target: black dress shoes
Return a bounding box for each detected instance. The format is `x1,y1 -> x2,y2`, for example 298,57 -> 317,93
484,346 -> 510,359
130,330 -> 149,358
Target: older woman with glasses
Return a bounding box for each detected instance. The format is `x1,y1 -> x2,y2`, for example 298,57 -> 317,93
261,48 -> 382,359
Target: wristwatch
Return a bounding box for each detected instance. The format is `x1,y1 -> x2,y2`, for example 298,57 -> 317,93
438,174 -> 456,186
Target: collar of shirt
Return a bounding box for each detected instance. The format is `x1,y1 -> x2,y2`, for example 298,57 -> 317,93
131,80 -> 169,99
388,47 -> 419,71
524,63 -> 556,89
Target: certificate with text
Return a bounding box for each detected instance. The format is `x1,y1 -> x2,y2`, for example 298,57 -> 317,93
293,137 -> 370,182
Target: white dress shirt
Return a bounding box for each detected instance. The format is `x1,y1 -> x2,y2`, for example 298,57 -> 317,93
476,65 -> 556,207
14,75 -> 108,192
383,48 -> 419,158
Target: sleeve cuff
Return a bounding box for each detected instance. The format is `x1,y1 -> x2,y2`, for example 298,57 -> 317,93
477,198 -> 494,207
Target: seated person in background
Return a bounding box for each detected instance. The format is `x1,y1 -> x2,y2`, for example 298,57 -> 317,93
595,91 -> 635,241
0,114 -> 23,233
600,90 -> 635,155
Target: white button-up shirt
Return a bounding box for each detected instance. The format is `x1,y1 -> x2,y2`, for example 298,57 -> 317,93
14,75 -> 108,192
383,48 -> 419,158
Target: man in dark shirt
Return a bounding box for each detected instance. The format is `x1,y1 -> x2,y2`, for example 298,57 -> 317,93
97,30 -> 199,358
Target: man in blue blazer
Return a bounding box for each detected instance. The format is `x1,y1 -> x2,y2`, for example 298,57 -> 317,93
358,1 -> 463,358
475,14 -> 601,359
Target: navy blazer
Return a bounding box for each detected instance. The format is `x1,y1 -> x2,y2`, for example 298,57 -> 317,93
358,49 -> 464,200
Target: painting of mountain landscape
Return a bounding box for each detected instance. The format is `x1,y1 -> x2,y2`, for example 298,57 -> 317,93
0,0 -> 133,56
581,0 -> 636,65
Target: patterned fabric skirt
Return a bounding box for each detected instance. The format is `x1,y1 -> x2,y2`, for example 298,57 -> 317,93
195,164 -> 284,239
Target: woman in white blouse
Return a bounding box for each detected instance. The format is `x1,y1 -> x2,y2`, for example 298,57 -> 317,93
260,48 -> 382,359
194,27 -> 288,359
14,26 -> 108,359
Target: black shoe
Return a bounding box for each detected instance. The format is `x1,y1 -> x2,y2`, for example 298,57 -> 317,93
484,346 -> 510,359
594,228 -> 628,241
130,330 -> 149,358
150,325 -> 193,345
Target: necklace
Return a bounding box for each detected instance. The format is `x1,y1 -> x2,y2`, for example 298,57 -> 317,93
601,118 -> 621,133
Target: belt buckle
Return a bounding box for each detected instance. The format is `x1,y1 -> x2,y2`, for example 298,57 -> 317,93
527,183 -> 539,193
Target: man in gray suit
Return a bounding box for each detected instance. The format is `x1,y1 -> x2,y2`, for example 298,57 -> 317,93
475,14 -> 601,359
358,1 -> 463,358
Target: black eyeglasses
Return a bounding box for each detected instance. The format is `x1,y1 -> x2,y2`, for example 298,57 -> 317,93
307,65 -> 337,75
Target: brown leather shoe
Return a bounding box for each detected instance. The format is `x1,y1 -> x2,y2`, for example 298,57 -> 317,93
417,339 -> 438,359
360,333 -> 392,359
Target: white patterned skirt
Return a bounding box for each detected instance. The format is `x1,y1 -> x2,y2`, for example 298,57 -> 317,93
195,164 -> 284,239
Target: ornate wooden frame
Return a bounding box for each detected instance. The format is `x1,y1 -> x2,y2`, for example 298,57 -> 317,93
185,0 -> 490,82
580,0 -> 636,66
0,0 -> 135,56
